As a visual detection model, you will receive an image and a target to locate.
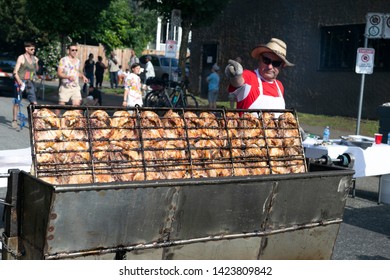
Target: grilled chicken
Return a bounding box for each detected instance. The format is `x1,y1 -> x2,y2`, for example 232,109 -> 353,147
33,109 -> 62,165
278,112 -> 297,128
89,110 -> 112,140
33,108 -> 307,185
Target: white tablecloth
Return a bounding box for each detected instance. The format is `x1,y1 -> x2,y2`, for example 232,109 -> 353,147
303,138 -> 390,178
0,148 -> 32,188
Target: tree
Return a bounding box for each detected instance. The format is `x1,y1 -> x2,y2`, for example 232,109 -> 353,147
0,0 -> 41,53
26,0 -> 111,55
140,0 -> 231,83
92,0 -> 157,55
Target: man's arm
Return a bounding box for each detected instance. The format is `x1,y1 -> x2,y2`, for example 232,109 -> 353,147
13,55 -> 24,85
34,56 -> 40,72
57,63 -> 69,80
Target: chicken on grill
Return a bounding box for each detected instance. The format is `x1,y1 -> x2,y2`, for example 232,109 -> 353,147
110,110 -> 141,176
278,112 -> 297,128
58,110 -> 90,165
90,110 -> 112,140
140,111 -> 164,161
248,161 -> 270,175
233,163 -> 251,176
158,110 -> 187,160
33,108 -> 62,165
32,107 -> 307,185
206,163 -> 232,177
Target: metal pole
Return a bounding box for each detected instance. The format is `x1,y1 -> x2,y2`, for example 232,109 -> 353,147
355,36 -> 369,135
169,17 -> 174,87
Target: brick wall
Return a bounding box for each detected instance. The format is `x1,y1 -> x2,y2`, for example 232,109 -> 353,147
190,0 -> 390,119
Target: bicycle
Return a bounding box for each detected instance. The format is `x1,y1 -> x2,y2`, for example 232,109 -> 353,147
144,77 -> 198,109
13,83 -> 28,129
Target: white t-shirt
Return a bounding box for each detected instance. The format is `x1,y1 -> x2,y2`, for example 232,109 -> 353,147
145,61 -> 155,79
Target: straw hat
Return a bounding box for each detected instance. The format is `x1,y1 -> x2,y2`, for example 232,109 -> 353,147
251,38 -> 294,67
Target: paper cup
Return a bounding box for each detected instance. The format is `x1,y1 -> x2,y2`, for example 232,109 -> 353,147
375,133 -> 383,144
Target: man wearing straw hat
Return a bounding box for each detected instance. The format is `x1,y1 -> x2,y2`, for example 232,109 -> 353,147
225,38 -> 294,110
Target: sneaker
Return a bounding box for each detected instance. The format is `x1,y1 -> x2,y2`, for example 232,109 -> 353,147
12,120 -> 18,128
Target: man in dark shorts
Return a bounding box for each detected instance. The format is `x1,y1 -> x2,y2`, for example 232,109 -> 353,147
12,41 -> 40,128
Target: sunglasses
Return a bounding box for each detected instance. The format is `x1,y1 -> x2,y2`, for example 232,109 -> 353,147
29,48 -> 35,51
70,49 -> 78,52
261,56 -> 283,68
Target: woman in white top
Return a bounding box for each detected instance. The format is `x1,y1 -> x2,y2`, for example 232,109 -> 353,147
122,63 -> 145,107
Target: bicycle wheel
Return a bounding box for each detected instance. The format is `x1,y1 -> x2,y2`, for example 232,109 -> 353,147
145,90 -> 170,108
183,94 -> 199,108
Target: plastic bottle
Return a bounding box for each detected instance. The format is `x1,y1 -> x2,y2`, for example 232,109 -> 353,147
387,132 -> 390,145
323,126 -> 330,142
172,91 -> 179,104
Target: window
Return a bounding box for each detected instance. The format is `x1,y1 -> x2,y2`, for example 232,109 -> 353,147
320,24 -> 390,71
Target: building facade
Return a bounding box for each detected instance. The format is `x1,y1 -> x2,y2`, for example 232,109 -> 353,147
189,0 -> 390,119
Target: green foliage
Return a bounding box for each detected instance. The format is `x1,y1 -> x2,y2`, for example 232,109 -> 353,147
26,0 -> 111,38
37,42 -> 62,77
92,0 -> 157,55
0,0 -> 41,52
140,0 -> 232,78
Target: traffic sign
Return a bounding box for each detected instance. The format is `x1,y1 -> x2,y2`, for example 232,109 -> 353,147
365,13 -> 383,38
383,14 -> 390,38
355,48 -> 375,74
165,40 -> 177,58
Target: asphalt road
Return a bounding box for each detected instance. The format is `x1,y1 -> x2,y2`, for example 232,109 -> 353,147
0,82 -> 389,260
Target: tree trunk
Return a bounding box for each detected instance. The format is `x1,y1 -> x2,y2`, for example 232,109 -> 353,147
179,19 -> 191,89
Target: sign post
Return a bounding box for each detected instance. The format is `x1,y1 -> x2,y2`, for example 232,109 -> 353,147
355,12 -> 386,135
355,46 -> 375,135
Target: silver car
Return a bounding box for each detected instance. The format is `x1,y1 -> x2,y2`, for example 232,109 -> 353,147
139,54 -> 180,82
0,56 -> 16,95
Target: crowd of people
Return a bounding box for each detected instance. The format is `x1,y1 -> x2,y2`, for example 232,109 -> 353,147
10,42 -> 145,127
10,37 -> 293,128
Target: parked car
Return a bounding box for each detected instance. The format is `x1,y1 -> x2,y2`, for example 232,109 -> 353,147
0,56 -> 16,94
139,54 -> 187,83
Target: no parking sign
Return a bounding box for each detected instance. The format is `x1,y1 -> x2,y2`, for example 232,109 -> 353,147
165,40 -> 177,58
355,48 -> 375,74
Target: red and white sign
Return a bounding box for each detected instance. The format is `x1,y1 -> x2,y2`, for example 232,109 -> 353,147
0,71 -> 53,80
165,40 -> 177,58
355,48 -> 375,74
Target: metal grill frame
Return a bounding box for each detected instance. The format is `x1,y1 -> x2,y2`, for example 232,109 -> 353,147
28,105 -> 308,184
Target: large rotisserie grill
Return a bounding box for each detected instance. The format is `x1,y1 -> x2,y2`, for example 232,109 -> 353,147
1,105 -> 354,260
29,105 -> 307,185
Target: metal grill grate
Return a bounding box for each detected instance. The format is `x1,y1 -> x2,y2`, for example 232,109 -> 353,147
28,105 -> 307,185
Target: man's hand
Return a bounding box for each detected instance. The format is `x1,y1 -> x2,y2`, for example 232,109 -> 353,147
225,59 -> 243,78
20,82 -> 26,92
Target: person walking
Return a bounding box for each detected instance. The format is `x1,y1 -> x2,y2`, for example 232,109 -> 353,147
95,56 -> 106,89
108,51 -> 120,88
225,38 -> 294,111
122,63 -> 145,107
144,55 -> 155,81
12,41 -> 40,128
83,53 -> 95,93
128,49 -> 139,68
56,43 -> 88,111
206,64 -> 220,109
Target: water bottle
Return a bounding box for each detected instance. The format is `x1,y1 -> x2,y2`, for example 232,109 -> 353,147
387,132 -> 390,145
323,126 -> 330,142
172,92 -> 179,104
